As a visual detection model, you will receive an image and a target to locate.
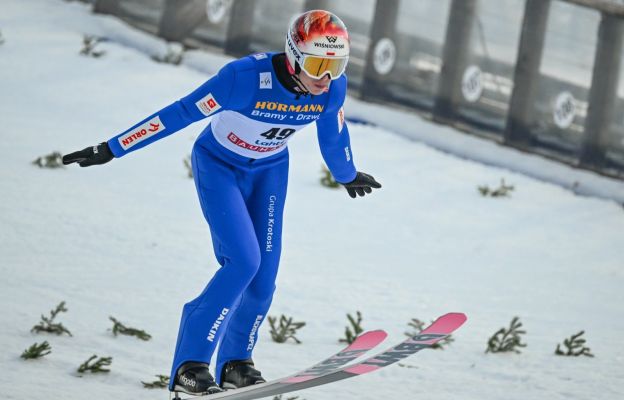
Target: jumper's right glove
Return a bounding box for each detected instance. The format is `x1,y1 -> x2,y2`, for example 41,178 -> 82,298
62,142 -> 114,167
342,171 -> 382,198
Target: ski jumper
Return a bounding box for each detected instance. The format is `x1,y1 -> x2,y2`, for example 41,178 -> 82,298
106,52 -> 357,387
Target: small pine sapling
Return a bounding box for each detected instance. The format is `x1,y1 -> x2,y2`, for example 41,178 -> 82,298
268,315 -> 306,344
339,311 -> 363,344
405,318 -> 454,349
109,316 -> 152,341
152,43 -> 184,65
32,152 -> 64,168
80,35 -> 106,58
142,375 -> 170,389
320,165 -> 339,188
77,355 -> 112,374
555,331 -> 594,357
273,395 -> 301,400
486,316 -> 527,353
31,301 -> 72,336
21,341 -> 52,360
478,178 -> 515,197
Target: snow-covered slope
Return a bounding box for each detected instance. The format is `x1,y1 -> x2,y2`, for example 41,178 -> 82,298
1,1 -> 623,400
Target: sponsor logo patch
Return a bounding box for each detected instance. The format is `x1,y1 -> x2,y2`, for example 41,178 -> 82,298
196,93 -> 221,117
228,132 -> 285,153
252,53 -> 268,60
259,72 -> 272,89
266,196 -> 276,252
118,116 -> 165,150
337,106 -> 345,133
247,315 -> 264,351
313,42 -> 345,49
287,34 -> 303,63
207,308 -> 229,342
254,101 -> 323,113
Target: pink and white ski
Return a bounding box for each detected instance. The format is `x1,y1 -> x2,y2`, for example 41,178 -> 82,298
174,329 -> 387,400
181,312 -> 467,400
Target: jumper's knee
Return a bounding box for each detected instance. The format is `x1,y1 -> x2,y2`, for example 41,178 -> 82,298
228,244 -> 262,283
245,281 -> 277,306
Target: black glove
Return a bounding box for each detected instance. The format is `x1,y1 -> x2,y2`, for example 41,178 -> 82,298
342,171 -> 382,198
62,142 -> 114,167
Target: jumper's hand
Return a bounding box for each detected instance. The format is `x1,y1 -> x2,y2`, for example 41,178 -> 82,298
343,171 -> 381,198
62,142 -> 114,167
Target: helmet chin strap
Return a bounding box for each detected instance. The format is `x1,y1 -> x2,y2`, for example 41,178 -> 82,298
292,73 -> 311,94
286,59 -> 310,94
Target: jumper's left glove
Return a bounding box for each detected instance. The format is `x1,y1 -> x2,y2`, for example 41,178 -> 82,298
342,171 -> 381,198
62,142 -> 114,167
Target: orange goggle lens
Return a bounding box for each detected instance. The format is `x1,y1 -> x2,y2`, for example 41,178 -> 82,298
301,55 -> 348,80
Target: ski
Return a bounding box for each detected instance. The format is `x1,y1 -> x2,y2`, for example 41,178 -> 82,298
184,312 -> 466,400
174,329 -> 388,400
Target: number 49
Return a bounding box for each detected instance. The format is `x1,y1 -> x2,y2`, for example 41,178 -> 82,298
260,128 -> 296,140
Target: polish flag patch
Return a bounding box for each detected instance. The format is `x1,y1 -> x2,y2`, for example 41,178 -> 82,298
337,106 -> 345,133
196,93 -> 222,117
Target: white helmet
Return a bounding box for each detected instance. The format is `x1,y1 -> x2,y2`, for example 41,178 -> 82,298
285,10 -> 350,80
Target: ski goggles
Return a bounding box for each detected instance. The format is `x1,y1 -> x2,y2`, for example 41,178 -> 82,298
300,55 -> 348,80
287,31 -> 348,80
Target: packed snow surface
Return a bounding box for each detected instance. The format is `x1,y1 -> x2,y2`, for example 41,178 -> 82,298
1,1 -> 623,400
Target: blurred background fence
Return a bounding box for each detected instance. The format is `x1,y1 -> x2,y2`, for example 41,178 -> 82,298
89,0 -> 624,179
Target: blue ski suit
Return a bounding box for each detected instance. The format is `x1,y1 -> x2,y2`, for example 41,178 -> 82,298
106,52 -> 357,386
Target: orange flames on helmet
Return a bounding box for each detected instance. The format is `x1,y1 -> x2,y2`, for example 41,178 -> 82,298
293,10 -> 349,44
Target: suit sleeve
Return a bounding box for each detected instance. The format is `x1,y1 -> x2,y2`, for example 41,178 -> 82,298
315,78 -> 357,184
107,62 -> 236,157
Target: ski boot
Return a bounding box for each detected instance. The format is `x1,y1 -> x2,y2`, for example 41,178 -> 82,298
220,359 -> 266,390
171,362 -> 223,396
